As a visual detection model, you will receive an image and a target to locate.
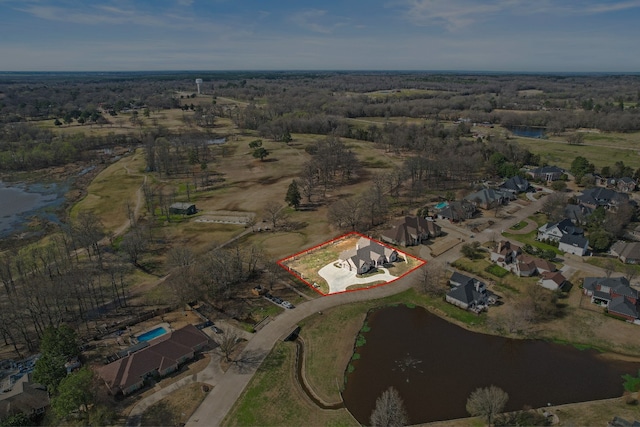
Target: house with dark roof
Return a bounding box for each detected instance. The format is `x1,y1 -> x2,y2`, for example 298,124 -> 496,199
558,234 -> 589,256
446,277 -> 489,311
582,276 -> 639,321
464,188 -> 515,210
610,241 -> 640,264
537,218 -> 584,242
339,237 -> 398,274
564,203 -> 593,224
577,187 -> 629,210
527,165 -> 564,182
435,200 -> 477,222
169,202 -> 197,215
0,374 -> 49,420
501,175 -> 531,194
617,177 -> 636,193
380,216 -> 441,247
449,272 -> 480,288
98,324 -> 209,396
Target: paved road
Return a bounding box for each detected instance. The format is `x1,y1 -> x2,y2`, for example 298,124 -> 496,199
183,192 -> 561,427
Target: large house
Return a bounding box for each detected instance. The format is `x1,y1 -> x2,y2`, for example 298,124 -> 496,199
501,175 -> 531,194
537,218 -> 584,242
491,240 -> 557,277
435,200 -> 477,222
446,272 -> 490,311
564,203 -> 594,225
558,234 -> 589,256
527,165 -> 564,182
617,177 -> 637,193
576,187 -> 628,210
610,241 -> 640,264
339,237 -> 399,275
0,374 -> 49,421
464,188 -> 514,210
98,324 -> 209,396
582,276 -> 639,321
380,216 -> 441,247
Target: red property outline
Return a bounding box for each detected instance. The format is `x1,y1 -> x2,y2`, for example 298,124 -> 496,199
276,231 -> 426,296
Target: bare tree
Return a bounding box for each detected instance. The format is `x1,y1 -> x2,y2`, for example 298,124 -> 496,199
327,196 -> 364,231
370,386 -> 408,427
466,385 -> 509,426
214,328 -> 242,362
603,258 -> 617,278
263,202 -> 288,231
541,192 -> 568,222
417,263 -> 445,297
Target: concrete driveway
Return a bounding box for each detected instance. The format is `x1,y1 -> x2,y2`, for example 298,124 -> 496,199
318,262 -> 398,293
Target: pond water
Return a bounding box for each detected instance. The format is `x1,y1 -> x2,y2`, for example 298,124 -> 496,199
342,305 -> 640,424
508,126 -> 547,138
0,181 -> 67,237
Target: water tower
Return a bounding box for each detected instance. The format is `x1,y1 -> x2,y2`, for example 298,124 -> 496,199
195,78 -> 203,95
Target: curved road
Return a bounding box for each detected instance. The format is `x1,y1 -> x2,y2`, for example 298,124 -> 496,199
185,192 -> 558,427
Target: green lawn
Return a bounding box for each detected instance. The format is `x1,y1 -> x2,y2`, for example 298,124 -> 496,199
502,229 -> 562,255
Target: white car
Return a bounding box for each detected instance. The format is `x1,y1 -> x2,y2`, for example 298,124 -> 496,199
281,301 -> 294,309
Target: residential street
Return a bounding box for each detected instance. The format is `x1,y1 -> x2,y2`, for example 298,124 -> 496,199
180,189 -> 610,427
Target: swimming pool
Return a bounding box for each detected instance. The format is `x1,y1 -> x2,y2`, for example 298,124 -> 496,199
434,201 -> 448,209
137,326 -> 168,342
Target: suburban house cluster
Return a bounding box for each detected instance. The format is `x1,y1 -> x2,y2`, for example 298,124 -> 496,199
582,277 -> 640,322
446,272 -> 497,313
491,240 -> 567,290
98,324 -> 209,396
338,237 -> 400,275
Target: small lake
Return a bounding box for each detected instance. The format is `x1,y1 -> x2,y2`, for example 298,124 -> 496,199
342,305 -> 640,424
508,126 -> 546,138
0,181 -> 67,237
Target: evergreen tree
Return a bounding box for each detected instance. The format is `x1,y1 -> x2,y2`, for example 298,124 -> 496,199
285,180 -> 301,210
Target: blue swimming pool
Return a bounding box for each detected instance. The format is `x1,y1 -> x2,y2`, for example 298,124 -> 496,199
137,327 -> 168,342
434,201 -> 448,209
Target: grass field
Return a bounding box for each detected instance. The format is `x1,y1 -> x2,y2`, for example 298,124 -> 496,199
140,382 -> 209,427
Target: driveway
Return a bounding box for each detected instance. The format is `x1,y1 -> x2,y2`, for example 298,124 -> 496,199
318,263 -> 397,293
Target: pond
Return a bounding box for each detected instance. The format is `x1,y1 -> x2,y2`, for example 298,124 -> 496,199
342,305 -> 640,424
508,126 -> 547,138
0,181 -> 67,237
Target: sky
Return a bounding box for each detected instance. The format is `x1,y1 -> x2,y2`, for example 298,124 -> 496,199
1,0 -> 640,72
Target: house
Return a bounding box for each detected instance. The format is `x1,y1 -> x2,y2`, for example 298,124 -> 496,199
464,188 -> 514,210
537,218 -> 584,242
501,175 -> 531,194
539,271 -> 567,291
449,271 -> 481,288
610,241 -> 640,264
527,165 -> 564,182
617,177 -> 637,193
339,237 -> 399,274
169,202 -> 197,215
564,203 -> 594,224
582,276 -> 639,321
98,324 -> 209,396
577,187 -> 628,210
491,240 -> 557,277
435,200 -> 477,222
446,278 -> 489,311
558,234 -> 589,256
0,374 -> 49,420
380,216 -> 441,247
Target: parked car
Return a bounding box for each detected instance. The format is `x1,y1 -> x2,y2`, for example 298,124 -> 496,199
210,325 -> 223,334
282,301 -> 294,309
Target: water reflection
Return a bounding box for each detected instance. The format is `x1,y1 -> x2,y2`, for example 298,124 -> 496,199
342,305 -> 640,424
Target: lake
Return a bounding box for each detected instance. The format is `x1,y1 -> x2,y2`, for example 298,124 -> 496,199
508,126 -> 547,138
0,181 -> 67,237
342,305 -> 640,424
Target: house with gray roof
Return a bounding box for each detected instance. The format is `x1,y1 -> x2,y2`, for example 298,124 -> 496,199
446,277 -> 489,312
0,374 -> 49,421
577,187 -> 628,210
564,203 -> 593,224
435,200 -> 477,222
610,241 -> 640,264
537,218 -> 584,242
339,237 -> 398,274
527,165 -> 564,182
464,188 -> 515,210
617,177 -> 636,193
501,175 -> 531,194
582,276 -> 639,321
558,234 -> 589,256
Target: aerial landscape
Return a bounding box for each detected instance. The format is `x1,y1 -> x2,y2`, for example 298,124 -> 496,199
2,1 -> 640,427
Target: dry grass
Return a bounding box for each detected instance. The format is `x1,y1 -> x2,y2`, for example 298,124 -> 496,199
140,382 -> 209,427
